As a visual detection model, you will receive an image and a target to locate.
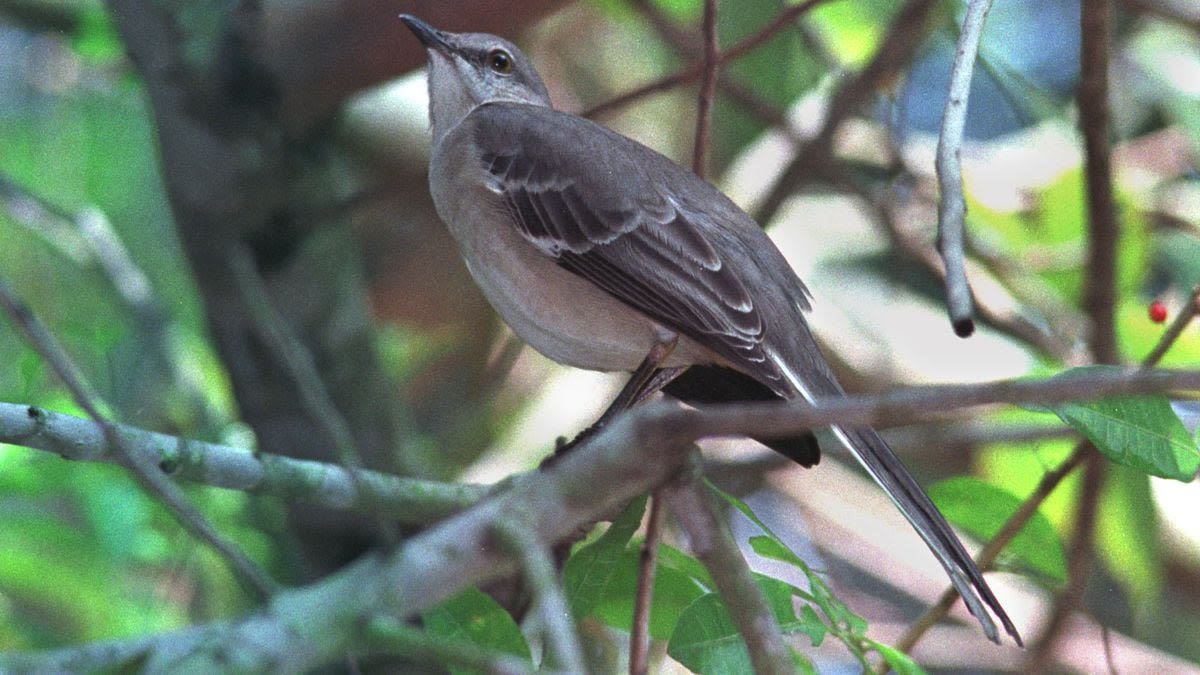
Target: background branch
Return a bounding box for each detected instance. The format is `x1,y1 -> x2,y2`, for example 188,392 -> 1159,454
0,278 -> 277,598
691,0 -> 720,177
583,0 -> 828,119
1026,0 -> 1121,665
753,0 -> 936,226
933,0 -> 994,337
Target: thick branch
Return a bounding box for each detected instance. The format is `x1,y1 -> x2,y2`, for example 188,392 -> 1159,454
0,397 -> 702,672
4,362 -> 1199,669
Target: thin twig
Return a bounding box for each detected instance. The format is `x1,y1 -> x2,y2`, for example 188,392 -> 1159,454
1143,285 -> 1200,367
753,0 -> 937,226
495,520 -> 586,673
583,0 -> 828,119
934,0 -> 994,337
230,246 -> 399,544
1027,0 -> 1121,664
630,491 -> 666,675
681,367 -> 1200,442
0,278 -> 277,599
893,279 -> 1200,655
664,459 -> 794,675
844,172 -> 1078,362
1028,450 -> 1105,670
0,171 -> 223,431
692,0 -> 720,177
892,445 -> 1087,654
629,0 -> 803,145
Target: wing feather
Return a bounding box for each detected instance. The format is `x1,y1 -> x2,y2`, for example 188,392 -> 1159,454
476,117 -> 777,381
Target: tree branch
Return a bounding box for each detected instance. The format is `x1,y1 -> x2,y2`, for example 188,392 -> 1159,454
495,520 -> 586,673
753,0 -> 937,227
893,445 -> 1087,654
4,366 -> 1196,521
230,245 -> 398,544
934,0 -> 994,337
0,278 -> 277,599
583,0 -> 829,119
4,360 -> 1199,670
0,397 -> 704,672
1027,0 -> 1121,661
691,0 -> 720,177
630,491 -> 666,675
0,402 -> 484,523
664,459 -> 795,675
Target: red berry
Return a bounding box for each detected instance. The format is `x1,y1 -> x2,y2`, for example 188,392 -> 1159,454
1149,300 -> 1168,324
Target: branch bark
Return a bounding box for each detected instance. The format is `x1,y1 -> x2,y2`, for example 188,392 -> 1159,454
753,0 -> 937,227
665,465 -> 795,675
0,402 -> 484,523
934,0 -> 994,337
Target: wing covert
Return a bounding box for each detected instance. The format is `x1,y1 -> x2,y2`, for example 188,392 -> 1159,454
474,110 -> 783,383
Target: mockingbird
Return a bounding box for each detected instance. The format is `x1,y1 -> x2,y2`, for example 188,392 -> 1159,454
400,15 -> 1021,646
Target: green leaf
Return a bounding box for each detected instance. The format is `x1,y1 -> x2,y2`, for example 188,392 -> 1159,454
563,496 -> 647,618
667,576 -> 824,674
867,639 -> 930,675
591,546 -> 707,640
756,575 -> 827,647
658,542 -> 715,589
421,587 -> 531,674
707,480 -> 868,663
668,592 -> 749,674
1041,366 -> 1199,481
928,477 -> 1067,584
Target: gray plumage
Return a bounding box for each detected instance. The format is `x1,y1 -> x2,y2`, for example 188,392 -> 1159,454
401,14 -> 1021,646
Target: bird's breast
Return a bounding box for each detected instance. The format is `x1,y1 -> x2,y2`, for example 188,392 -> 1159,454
428,131 -> 715,372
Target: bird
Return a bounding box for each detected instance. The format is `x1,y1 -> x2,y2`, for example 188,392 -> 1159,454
399,14 -> 1021,646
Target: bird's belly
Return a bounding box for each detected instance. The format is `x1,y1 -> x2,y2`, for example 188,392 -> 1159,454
433,189 -> 709,372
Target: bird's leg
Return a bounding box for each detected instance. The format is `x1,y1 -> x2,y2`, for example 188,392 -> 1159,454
553,328 -> 681,457
599,329 -> 680,426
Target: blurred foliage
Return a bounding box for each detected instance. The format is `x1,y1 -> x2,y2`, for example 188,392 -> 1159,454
0,0 -> 1198,670
929,476 -> 1068,584
421,587 -> 533,673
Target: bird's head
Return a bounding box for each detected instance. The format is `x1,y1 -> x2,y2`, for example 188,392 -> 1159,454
400,15 -> 551,141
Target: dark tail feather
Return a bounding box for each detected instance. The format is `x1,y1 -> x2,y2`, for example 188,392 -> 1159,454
672,362 -> 1021,643
663,364 -> 821,466
830,420 -> 1022,645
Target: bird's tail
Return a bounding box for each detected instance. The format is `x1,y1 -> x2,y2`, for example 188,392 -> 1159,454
771,352 -> 1022,645
828,422 -> 1022,645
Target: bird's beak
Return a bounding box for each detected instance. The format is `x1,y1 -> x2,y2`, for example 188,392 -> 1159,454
399,14 -> 454,56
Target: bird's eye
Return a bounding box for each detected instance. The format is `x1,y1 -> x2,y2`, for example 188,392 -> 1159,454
487,49 -> 514,75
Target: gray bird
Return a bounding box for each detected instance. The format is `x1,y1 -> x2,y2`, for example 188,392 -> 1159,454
400,14 -> 1021,646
